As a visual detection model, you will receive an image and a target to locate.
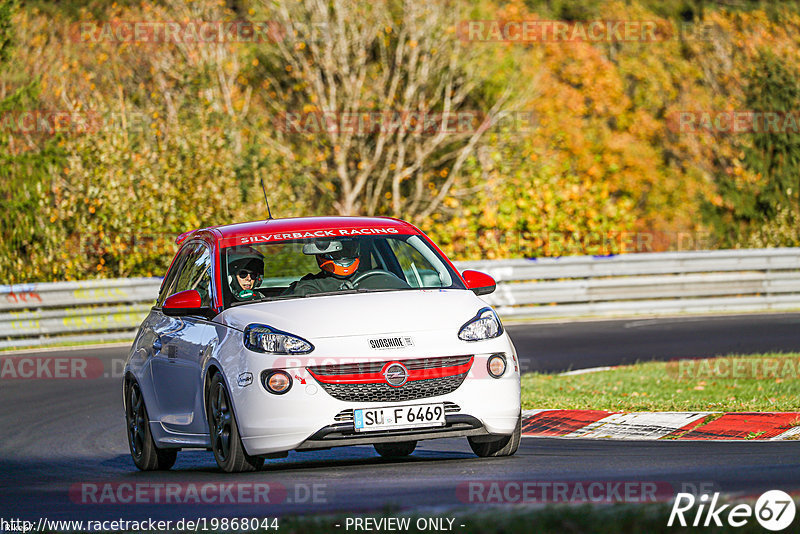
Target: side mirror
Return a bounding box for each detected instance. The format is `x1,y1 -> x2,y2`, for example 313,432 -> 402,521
163,290 -> 211,317
462,270 -> 496,296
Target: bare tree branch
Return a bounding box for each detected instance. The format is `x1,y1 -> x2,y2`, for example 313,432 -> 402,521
257,0 -> 525,219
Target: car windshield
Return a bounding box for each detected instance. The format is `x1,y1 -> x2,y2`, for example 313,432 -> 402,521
222,234 -> 465,307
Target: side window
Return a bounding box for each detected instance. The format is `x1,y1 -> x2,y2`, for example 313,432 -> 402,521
172,243 -> 213,307
156,244 -> 196,307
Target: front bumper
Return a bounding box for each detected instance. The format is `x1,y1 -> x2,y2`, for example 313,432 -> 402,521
229,334 -> 521,456
295,414 -> 488,450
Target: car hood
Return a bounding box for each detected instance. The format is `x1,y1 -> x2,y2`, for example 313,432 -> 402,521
217,289 -> 487,339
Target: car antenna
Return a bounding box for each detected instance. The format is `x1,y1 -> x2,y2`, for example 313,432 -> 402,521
260,178 -> 274,220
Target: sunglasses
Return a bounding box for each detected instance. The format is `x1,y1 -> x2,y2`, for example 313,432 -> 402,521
237,269 -> 258,279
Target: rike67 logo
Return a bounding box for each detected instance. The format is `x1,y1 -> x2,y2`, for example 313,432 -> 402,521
668,490 -> 796,531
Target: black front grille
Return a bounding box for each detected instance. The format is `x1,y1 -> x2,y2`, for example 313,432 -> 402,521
318,373 -> 468,403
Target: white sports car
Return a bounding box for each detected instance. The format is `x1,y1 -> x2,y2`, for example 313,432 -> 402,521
124,216 -> 521,472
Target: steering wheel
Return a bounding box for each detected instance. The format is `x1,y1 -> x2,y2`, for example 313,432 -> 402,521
352,269 -> 407,287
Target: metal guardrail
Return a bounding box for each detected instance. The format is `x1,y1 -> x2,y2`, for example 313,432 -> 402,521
1,248 -> 799,349
458,248 -> 800,318
0,278 -> 162,349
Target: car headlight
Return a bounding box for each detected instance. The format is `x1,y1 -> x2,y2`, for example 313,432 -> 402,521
458,307 -> 503,341
244,324 -> 314,354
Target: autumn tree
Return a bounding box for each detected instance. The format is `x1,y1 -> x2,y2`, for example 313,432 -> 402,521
705,49 -> 800,246
0,0 -> 70,283
253,0 -> 517,221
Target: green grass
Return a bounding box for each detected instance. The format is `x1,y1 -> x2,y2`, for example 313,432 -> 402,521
521,352 -> 800,412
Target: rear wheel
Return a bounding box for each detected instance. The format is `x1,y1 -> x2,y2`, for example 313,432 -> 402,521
125,378 -> 177,471
468,413 -> 521,458
207,373 -> 264,473
374,440 -> 417,458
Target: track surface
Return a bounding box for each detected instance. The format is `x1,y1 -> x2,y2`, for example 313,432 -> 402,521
2,313 -> 800,521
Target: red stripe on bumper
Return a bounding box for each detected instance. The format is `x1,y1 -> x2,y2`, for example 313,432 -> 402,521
307,359 -> 473,384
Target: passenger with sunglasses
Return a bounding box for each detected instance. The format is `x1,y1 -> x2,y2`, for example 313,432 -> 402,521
227,247 -> 265,301
236,268 -> 258,290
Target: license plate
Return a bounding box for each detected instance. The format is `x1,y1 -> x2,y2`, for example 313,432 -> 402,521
354,403 -> 446,432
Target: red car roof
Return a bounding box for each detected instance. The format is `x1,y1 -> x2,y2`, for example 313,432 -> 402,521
187,216 -> 420,247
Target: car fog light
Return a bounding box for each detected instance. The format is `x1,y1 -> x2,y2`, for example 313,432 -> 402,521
487,354 -> 506,378
263,370 -> 292,394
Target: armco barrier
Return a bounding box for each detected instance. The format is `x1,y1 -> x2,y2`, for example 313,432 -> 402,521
0,278 -> 162,349
457,248 -> 800,318
1,248 -> 800,349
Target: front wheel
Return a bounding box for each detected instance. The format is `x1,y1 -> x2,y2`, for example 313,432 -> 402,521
374,441 -> 417,458
207,373 -> 264,473
468,413 -> 521,458
125,378 -> 177,471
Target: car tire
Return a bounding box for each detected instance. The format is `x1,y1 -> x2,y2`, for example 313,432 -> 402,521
468,412 -> 521,458
207,373 -> 264,473
374,441 -> 417,458
125,378 -> 178,471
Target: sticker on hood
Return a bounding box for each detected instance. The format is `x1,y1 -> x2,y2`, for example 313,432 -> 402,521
369,336 -> 414,350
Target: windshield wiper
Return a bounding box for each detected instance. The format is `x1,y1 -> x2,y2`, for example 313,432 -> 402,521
231,287 -> 417,305
301,289 -> 365,297
270,288 -> 381,299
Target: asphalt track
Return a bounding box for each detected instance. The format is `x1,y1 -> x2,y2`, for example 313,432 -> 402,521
2,313 -> 800,522
506,312 -> 800,373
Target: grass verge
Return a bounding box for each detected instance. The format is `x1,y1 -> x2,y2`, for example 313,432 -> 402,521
521,352 -> 800,412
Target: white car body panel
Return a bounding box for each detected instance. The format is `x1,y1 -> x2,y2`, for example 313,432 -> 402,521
217,289 -> 488,337
124,216 -> 521,464
210,290 -> 520,454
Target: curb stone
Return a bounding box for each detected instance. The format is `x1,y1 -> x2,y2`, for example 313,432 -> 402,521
521,410 -> 800,440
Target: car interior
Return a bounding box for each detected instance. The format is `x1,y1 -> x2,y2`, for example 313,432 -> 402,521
222,236 -> 446,306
